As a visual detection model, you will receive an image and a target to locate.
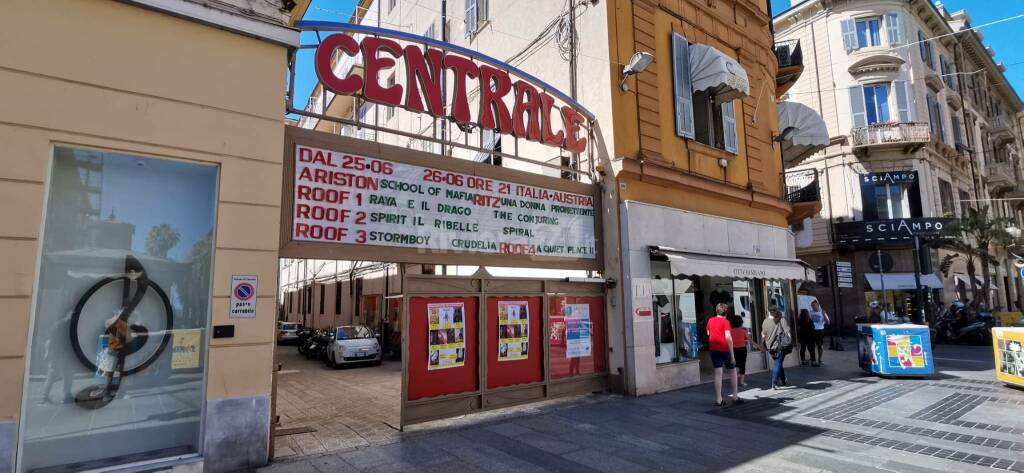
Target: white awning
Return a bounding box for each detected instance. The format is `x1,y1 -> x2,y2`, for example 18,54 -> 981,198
777,101 -> 829,165
664,251 -> 814,281
953,274 -> 999,291
688,44 -> 750,102
865,273 -> 943,290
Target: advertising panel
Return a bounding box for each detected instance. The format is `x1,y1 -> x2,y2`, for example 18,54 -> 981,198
427,302 -> 467,370
993,327 -> 1024,387
858,324 -> 934,376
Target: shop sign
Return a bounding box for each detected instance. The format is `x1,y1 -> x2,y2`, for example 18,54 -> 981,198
632,278 -> 653,318
292,144 -> 597,259
861,171 -> 917,185
834,218 -> 958,243
229,275 -> 258,319
313,27 -> 589,153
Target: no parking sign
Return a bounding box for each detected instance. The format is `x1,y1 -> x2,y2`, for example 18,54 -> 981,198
230,275 -> 258,319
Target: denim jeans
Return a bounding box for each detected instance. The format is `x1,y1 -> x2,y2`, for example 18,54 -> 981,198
771,352 -> 787,386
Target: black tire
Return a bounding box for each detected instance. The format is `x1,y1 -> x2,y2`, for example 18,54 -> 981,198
69,276 -> 173,376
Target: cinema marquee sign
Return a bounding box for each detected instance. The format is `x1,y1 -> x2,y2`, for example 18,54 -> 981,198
309,22 -> 591,153
834,218 -> 958,244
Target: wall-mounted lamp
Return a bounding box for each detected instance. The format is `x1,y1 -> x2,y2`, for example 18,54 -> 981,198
773,126 -> 797,143
620,51 -> 654,92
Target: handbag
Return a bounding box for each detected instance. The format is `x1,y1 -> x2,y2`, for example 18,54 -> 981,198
768,320 -> 793,357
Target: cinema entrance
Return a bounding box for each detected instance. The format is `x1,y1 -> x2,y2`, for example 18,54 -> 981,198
270,124 -> 608,456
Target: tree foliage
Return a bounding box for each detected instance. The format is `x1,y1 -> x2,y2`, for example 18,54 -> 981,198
939,206 -> 1014,308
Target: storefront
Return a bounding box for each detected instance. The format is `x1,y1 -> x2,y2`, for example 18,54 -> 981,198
619,201 -> 813,395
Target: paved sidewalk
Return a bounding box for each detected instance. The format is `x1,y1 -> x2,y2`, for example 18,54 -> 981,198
260,341 -> 1024,473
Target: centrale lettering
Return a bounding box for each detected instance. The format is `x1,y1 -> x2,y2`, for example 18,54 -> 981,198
315,34 -> 588,153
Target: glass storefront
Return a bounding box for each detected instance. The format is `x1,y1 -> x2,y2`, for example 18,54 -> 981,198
21,147 -> 217,472
650,260 -> 796,369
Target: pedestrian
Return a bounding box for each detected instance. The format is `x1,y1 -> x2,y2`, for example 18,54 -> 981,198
809,300 -> 830,366
729,315 -> 749,387
707,303 -> 742,406
761,306 -> 793,390
797,309 -> 815,366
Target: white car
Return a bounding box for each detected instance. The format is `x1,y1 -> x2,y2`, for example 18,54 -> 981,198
277,321 -> 300,344
325,325 -> 382,367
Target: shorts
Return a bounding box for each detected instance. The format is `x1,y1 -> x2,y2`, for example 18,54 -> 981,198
710,350 -> 735,369
733,347 -> 747,374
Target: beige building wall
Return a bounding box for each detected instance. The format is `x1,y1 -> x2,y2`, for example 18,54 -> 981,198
0,0 -> 294,470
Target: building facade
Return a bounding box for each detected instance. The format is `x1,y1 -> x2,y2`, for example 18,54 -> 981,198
774,0 -> 1024,328
0,1 -> 301,471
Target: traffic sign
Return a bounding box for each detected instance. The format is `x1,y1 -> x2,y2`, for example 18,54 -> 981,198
835,261 -> 854,288
229,275 -> 258,319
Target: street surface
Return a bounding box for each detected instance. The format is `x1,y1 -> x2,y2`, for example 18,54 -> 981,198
261,341 -> 1024,473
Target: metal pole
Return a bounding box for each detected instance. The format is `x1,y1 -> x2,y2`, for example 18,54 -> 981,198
913,236 -> 925,324
877,249 -> 888,321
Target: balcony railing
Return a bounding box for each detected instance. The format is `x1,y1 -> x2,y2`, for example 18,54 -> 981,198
851,122 -> 931,148
784,169 -> 820,204
774,39 -> 803,69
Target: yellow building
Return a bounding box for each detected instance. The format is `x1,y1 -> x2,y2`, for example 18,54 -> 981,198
0,0 -> 302,471
606,0 -> 818,393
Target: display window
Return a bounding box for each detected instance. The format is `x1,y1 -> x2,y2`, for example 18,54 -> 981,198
20,147 -> 218,471
548,296 -> 605,379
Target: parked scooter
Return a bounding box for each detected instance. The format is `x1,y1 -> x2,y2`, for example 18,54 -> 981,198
933,303 -> 993,345
295,327 -> 315,356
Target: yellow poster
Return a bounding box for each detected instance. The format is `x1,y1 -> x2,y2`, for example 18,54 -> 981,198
993,327 -> 1024,387
427,302 -> 466,370
172,329 -> 201,370
498,301 -> 529,362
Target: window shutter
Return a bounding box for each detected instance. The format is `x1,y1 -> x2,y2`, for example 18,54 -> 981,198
672,33 -> 695,139
722,101 -> 738,154
480,0 -> 488,22
936,104 -> 946,143
885,12 -> 903,45
918,31 -> 927,61
926,95 -> 938,136
849,85 -> 867,128
464,0 -> 477,38
841,18 -> 857,50
894,80 -> 912,122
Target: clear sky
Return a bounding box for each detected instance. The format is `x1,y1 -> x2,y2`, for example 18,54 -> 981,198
290,0 -> 359,116
771,0 -> 1024,100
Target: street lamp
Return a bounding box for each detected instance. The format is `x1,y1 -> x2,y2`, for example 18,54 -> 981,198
620,51 -> 654,91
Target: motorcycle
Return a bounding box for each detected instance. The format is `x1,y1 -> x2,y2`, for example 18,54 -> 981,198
295,327 -> 315,356
933,307 -> 993,345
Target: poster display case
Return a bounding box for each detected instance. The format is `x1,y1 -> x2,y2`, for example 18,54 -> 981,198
993,327 -> 1024,387
857,324 -> 934,377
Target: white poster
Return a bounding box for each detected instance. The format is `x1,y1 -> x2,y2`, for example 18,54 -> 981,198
565,304 -> 591,358
427,302 -> 466,370
292,145 -> 596,258
498,301 -> 530,361
229,275 -> 258,319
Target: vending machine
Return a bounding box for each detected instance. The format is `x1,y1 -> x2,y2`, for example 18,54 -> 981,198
857,324 -> 934,377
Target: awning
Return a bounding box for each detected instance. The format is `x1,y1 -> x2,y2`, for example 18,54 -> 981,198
777,101 -> 829,165
663,251 -> 814,281
688,44 -> 750,103
865,273 -> 943,290
954,274 -> 999,290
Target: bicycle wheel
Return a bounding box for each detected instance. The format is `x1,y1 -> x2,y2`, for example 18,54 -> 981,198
69,276 -> 174,376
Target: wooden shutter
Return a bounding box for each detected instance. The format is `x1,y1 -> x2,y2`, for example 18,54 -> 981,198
918,31 -> 927,62
464,0 -> 477,38
841,18 -> 857,50
721,101 -> 738,154
894,80 -> 912,122
672,33 -> 695,139
849,85 -> 867,128
885,12 -> 903,45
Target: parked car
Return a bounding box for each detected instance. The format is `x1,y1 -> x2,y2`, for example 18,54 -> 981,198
325,325 -> 381,368
277,321 -> 301,345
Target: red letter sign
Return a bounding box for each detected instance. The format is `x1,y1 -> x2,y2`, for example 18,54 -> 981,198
361,37 -> 404,106
315,34 -> 363,95
444,54 -> 480,124
478,65 -> 513,133
404,46 -> 445,115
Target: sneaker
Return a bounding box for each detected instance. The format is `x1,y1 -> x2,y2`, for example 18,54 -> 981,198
801,361 -> 809,366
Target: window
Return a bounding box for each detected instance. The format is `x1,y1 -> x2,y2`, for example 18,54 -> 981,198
335,282 -> 341,315
959,190 -> 972,215
843,14 -> 901,49
938,179 -> 955,216
464,0 -> 488,38
875,182 -> 910,219
319,284 -> 325,315
21,148 -> 217,471
926,94 -> 945,142
475,128 -> 502,165
388,0 -> 397,13
952,114 -> 964,146
671,33 -> 740,154
424,21 -> 437,40
863,84 -> 891,124
856,18 -> 882,47
919,30 -> 935,70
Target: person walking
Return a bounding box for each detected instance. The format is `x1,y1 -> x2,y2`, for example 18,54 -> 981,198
729,315 -> 749,387
809,300 -> 830,366
761,306 -> 792,390
797,309 -> 815,366
707,303 -> 742,406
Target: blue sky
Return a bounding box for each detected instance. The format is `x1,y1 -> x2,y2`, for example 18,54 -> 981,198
771,0 -> 1024,98
290,0 -> 358,115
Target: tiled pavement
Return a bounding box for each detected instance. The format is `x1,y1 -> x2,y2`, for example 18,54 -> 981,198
261,341 -> 1024,472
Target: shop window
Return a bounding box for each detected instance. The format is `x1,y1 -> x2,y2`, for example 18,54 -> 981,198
21,147 -> 217,471
938,179 -> 955,217
875,182 -> 911,219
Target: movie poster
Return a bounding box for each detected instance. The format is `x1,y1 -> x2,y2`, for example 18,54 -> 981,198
995,328 -> 1024,385
427,302 -> 466,370
565,303 -> 591,358
498,301 -> 529,362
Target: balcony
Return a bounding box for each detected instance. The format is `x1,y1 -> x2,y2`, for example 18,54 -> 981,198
784,169 -> 822,225
775,39 -> 803,96
851,123 -> 930,154
986,160 -> 1018,194
989,117 -> 1014,145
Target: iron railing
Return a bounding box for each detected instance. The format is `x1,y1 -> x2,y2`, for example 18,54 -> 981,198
774,39 -> 803,69
851,123 -> 931,147
784,168 -> 820,204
